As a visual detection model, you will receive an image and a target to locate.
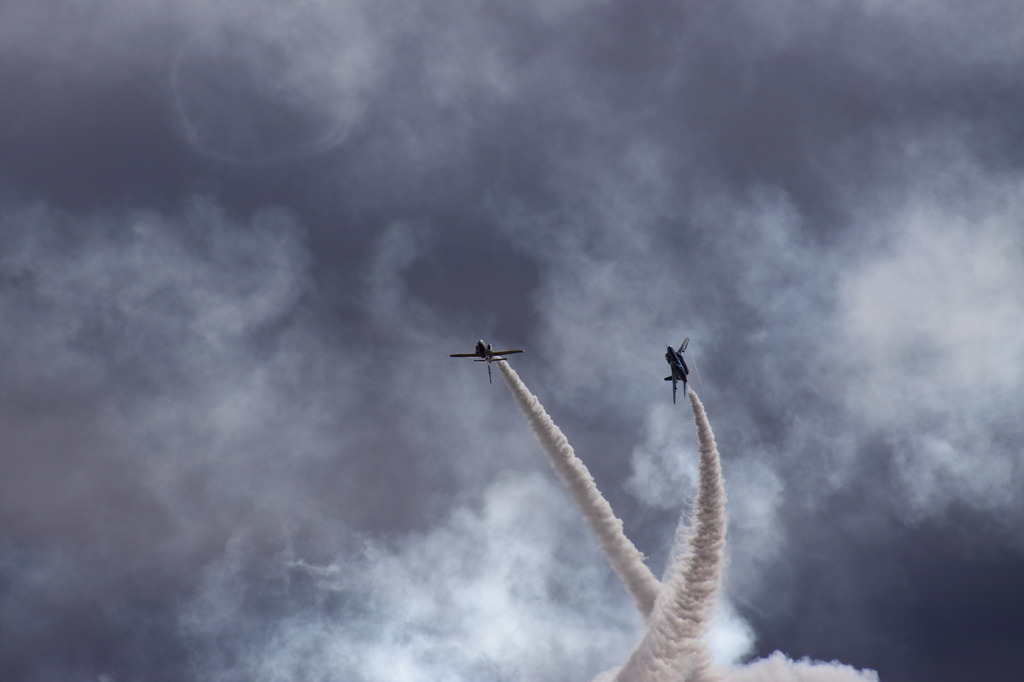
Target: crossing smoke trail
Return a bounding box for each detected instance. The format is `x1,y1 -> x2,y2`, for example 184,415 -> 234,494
499,362 -> 878,682
611,389 -> 725,682
497,360 -> 662,618
595,391 -> 879,682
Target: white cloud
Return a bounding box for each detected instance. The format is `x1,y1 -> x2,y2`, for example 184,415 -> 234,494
722,651 -> 878,682
627,402 -> 698,510
185,472 -> 642,682
828,177 -> 1024,516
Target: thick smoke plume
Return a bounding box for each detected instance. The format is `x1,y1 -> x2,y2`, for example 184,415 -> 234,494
498,360 -> 662,618
612,389 -> 725,682
500,361 -> 878,682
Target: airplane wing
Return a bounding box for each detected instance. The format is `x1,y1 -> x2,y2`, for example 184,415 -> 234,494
490,349 -> 524,355
450,353 -> 478,357
679,338 -> 689,352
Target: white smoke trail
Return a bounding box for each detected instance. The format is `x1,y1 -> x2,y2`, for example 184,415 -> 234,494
498,360 -> 662,618
612,388 -> 726,682
659,510 -> 691,587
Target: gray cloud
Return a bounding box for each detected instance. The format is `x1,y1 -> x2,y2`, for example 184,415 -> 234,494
2,0 -> 1024,679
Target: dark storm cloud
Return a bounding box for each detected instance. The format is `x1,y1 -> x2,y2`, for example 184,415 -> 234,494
2,0 -> 1024,680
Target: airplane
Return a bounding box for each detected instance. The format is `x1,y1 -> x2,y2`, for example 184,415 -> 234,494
665,338 -> 690,403
450,340 -> 524,383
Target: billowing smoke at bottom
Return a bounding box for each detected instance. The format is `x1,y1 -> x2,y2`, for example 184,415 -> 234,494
612,389 -> 725,682
498,360 -> 661,618
499,364 -> 879,682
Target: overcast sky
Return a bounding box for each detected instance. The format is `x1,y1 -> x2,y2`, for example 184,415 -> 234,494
2,1 -> 1023,680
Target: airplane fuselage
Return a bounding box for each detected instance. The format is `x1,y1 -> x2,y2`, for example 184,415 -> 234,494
666,346 -> 689,379
665,339 -> 691,403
